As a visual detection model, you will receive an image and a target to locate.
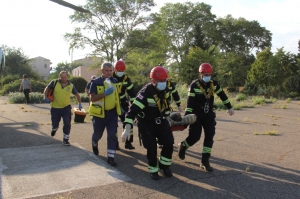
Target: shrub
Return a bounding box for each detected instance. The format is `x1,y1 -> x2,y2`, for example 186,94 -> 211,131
0,79 -> 47,96
69,77 -> 87,93
252,96 -> 266,105
0,74 -> 20,87
70,93 -> 89,103
236,93 -> 247,101
8,92 -> 44,104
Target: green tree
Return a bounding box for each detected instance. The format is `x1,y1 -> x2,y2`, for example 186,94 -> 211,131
217,15 -> 272,54
1,45 -> 41,80
52,61 -> 81,75
155,2 -> 216,63
64,0 -> 155,62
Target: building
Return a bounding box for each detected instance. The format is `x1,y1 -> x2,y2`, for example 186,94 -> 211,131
72,56 -> 102,81
28,56 -> 51,80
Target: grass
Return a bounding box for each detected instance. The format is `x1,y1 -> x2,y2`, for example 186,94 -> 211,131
253,129 -> 280,136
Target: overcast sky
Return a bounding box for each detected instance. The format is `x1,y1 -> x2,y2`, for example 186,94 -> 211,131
1,0 -> 299,67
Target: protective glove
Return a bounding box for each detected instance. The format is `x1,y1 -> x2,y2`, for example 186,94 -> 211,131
104,87 -> 114,96
121,124 -> 131,142
44,98 -> 51,103
228,108 -> 234,116
178,106 -> 183,112
78,103 -> 83,110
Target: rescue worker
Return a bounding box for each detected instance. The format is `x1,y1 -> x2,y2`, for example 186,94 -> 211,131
44,71 -> 82,146
113,59 -> 136,150
157,67 -> 183,148
178,63 -> 234,172
121,66 -> 174,180
89,62 -> 122,166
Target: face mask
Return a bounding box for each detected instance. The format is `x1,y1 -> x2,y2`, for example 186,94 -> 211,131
116,72 -> 124,77
156,82 -> 167,91
202,76 -> 211,82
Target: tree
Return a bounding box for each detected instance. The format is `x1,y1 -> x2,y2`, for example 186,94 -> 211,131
52,61 -> 81,74
1,46 -> 41,80
217,15 -> 272,54
64,0 -> 155,62
155,2 -> 216,63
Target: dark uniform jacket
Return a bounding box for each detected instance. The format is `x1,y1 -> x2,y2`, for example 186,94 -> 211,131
186,79 -> 232,117
167,80 -> 181,107
124,83 -> 171,126
113,73 -> 135,104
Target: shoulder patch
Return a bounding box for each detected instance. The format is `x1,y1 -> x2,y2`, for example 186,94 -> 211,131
137,93 -> 144,100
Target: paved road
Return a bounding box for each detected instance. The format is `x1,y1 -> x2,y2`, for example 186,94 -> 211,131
0,96 -> 300,199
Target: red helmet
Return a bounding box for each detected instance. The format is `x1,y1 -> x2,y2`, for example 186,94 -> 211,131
114,60 -> 126,72
199,63 -> 213,74
150,66 -> 168,80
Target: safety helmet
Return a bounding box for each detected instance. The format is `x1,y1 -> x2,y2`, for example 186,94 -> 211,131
150,66 -> 168,81
114,60 -> 126,72
199,63 -> 213,74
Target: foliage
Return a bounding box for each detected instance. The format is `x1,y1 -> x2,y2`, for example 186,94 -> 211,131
178,47 -> 215,84
0,74 -> 20,87
1,45 -> 41,80
0,79 -> 47,96
283,75 -> 300,95
8,92 -> 44,104
52,61 -> 82,75
69,76 -> 88,93
251,96 -> 266,105
64,0 -> 155,62
216,15 -> 272,54
236,93 -> 247,101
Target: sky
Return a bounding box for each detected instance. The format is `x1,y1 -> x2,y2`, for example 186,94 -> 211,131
1,0 -> 299,67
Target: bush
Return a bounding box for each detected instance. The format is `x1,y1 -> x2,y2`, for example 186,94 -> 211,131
70,93 -> 89,103
69,77 -> 88,93
8,92 -> 44,104
0,74 -> 20,87
236,93 -> 247,101
252,96 -> 266,105
0,79 -> 47,96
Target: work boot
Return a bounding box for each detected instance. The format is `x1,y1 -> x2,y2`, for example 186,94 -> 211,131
51,129 -> 57,137
92,141 -> 99,155
150,172 -> 160,180
178,142 -> 187,160
201,153 -> 213,172
159,162 -> 173,177
200,162 -> 214,172
125,140 -> 135,150
107,157 -> 117,166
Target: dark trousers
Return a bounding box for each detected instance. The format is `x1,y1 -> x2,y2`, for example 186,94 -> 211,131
51,105 -> 71,141
138,119 -> 174,168
92,110 -> 118,151
23,89 -> 30,103
185,111 -> 216,150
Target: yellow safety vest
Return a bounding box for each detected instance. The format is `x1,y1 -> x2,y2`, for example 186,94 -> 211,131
88,79 -> 121,118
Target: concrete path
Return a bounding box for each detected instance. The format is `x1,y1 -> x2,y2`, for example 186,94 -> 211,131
0,96 -> 300,199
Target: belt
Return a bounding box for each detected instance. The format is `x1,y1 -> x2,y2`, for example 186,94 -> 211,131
105,108 -> 116,112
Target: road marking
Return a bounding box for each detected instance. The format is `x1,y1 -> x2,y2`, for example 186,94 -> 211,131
0,144 -> 131,199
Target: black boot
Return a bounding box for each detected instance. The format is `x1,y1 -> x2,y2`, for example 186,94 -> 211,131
150,172 -> 160,180
92,141 -> 99,155
125,140 -> 135,150
200,153 -> 213,172
159,162 -> 173,177
178,142 -> 187,160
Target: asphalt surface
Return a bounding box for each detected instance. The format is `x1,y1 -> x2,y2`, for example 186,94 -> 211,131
0,96 -> 300,199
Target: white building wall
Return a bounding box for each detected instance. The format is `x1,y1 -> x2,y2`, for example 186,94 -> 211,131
29,56 -> 51,80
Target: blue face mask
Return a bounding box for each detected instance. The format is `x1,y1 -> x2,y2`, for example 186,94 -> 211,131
202,76 -> 211,82
116,72 -> 124,77
156,82 -> 167,90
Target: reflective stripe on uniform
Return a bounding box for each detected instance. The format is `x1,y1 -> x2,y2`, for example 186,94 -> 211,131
159,156 -> 172,166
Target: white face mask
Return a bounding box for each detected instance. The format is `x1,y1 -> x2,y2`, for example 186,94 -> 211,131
202,76 -> 211,82
156,82 -> 167,91
116,72 -> 124,77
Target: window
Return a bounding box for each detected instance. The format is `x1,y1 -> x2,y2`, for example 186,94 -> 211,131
44,64 -> 47,68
